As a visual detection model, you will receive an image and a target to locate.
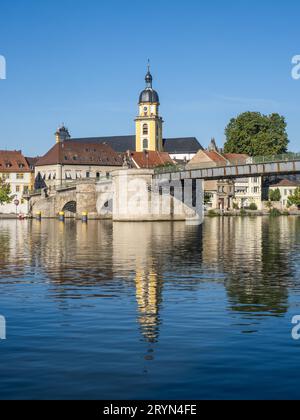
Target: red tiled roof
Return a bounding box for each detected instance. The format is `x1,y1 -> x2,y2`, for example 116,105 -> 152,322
36,141 -> 123,167
271,179 -> 300,188
0,150 -> 31,173
203,150 -> 227,163
223,153 -> 249,163
130,151 -> 174,169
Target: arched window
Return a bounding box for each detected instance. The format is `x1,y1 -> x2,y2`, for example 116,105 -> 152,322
143,124 -> 148,135
143,139 -> 149,150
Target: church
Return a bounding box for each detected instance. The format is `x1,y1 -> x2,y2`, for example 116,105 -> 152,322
35,66 -> 203,184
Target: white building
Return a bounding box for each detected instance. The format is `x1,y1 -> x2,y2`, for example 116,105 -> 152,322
234,177 -> 263,209
269,179 -> 300,209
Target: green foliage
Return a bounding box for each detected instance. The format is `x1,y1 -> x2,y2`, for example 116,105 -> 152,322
248,203 -> 258,211
232,202 -> 239,210
224,112 -> 289,156
240,208 -> 247,217
288,187 -> 300,208
0,178 -> 12,205
204,193 -> 212,205
265,200 -> 273,210
207,210 -> 219,217
269,188 -> 281,202
269,208 -> 282,217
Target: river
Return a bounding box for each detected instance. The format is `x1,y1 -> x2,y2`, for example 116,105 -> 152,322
0,217 -> 300,399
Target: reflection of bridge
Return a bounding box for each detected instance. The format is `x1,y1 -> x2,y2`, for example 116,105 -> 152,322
25,155 -> 300,221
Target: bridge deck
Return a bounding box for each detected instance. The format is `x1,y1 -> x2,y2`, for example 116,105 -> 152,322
155,160 -> 300,182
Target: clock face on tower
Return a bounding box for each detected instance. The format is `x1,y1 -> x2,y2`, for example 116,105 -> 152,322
143,106 -> 148,112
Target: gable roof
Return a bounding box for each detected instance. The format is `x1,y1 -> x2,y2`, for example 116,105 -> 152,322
71,135 -> 203,154
223,153 -> 249,164
203,150 -> 227,163
0,150 -> 31,173
271,179 -> 300,188
130,151 -> 174,169
36,141 -> 123,167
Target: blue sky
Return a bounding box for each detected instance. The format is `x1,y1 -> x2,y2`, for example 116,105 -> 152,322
0,0 -> 299,156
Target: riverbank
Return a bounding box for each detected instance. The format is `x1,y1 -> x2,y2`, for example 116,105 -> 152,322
205,209 -> 300,217
0,214 -> 19,219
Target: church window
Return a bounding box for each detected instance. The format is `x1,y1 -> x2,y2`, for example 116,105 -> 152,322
143,124 -> 148,135
143,139 -> 149,150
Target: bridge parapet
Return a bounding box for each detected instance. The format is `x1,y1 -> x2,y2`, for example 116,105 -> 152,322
155,158 -> 300,181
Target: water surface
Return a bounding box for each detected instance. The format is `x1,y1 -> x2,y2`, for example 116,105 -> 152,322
0,217 -> 300,400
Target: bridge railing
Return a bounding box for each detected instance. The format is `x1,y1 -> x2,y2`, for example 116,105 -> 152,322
24,175 -> 113,197
154,152 -> 300,175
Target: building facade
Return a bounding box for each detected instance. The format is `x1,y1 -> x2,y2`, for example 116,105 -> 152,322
269,179 -> 300,209
35,139 -> 123,188
0,150 -> 33,214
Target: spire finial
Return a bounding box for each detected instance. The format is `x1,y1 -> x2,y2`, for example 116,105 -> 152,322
145,60 -> 153,88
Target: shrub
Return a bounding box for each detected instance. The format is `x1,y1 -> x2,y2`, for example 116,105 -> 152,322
240,209 -> 247,217
269,188 -> 281,202
269,208 -> 281,217
248,203 -> 258,211
207,210 -> 218,217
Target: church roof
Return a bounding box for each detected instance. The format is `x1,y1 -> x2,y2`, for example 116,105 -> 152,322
139,66 -> 160,103
71,136 -> 203,154
139,88 -> 160,104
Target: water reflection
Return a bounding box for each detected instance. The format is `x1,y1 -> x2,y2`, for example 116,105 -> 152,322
0,217 -> 299,337
201,217 -> 298,317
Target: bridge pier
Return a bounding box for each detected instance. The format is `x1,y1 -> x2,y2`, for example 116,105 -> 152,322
112,169 -> 204,224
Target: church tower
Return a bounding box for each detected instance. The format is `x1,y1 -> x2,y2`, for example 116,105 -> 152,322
135,64 -> 163,152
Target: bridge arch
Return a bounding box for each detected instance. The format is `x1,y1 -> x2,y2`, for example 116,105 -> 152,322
62,200 -> 77,216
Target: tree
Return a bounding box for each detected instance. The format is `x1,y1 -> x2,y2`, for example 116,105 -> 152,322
0,178 -> 12,205
269,188 -> 281,202
224,112 -> 289,156
288,187 -> 300,208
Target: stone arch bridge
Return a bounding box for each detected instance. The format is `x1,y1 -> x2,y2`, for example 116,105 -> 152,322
26,180 -> 113,219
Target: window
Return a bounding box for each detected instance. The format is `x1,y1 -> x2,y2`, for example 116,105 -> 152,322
16,185 -> 21,193
16,173 -> 24,180
143,139 -> 149,150
143,124 -> 148,135
23,186 -> 29,194
65,172 -> 72,180
86,172 -> 90,178
96,172 -> 100,179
